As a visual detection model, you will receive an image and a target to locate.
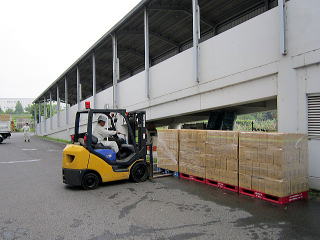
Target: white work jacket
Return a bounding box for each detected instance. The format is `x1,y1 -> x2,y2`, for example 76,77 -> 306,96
93,124 -> 118,152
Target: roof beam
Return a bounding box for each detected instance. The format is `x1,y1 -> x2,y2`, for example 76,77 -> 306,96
98,60 -> 135,76
216,1 -> 265,29
119,63 -> 134,76
148,5 -> 217,28
265,0 -> 270,10
118,46 -> 145,59
150,31 -> 180,47
100,45 -> 144,59
118,29 -> 179,48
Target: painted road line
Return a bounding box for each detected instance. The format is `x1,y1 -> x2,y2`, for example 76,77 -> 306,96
21,149 -> 38,151
0,159 -> 41,164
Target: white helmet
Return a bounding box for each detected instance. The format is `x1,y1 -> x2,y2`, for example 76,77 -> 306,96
98,115 -> 108,122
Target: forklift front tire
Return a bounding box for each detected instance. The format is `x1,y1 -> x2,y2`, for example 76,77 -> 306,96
82,172 -> 100,190
130,162 -> 149,183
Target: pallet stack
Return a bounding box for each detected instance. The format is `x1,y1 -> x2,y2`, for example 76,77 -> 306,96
205,131 -> 239,190
239,132 -> 309,200
156,129 -> 309,204
0,114 -> 10,121
157,129 -> 179,172
179,130 -> 206,181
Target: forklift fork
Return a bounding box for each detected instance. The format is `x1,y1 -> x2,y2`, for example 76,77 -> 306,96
148,143 -> 175,179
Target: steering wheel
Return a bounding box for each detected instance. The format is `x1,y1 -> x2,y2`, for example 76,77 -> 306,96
111,133 -> 126,147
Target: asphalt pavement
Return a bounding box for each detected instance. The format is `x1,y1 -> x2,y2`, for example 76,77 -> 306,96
0,133 -> 319,240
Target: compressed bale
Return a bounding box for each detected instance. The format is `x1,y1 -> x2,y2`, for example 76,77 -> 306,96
239,132 -> 260,148
205,130 -> 239,185
291,177 -> 309,194
264,178 -> 291,197
245,162 -> 253,176
157,130 -> 179,172
206,168 -> 220,181
0,114 -> 10,121
252,176 -> 260,191
227,159 -> 238,172
179,163 -> 206,179
239,174 -> 252,189
220,158 -> 227,170
225,171 -> 238,186
179,130 -> 207,178
258,148 -> 267,163
252,162 -> 260,177
259,163 -> 268,178
252,176 -> 266,193
219,169 -> 226,183
239,132 -> 309,197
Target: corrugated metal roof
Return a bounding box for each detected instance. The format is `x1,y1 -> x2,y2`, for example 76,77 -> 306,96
34,0 -> 278,104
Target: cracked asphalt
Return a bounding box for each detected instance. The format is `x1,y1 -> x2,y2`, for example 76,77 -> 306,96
0,133 -> 319,240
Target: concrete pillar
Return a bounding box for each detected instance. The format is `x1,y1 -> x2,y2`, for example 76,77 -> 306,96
92,52 -> 97,108
65,77 -> 69,125
34,105 -> 37,134
278,0 -> 287,55
144,7 -> 150,99
192,0 -> 200,83
77,66 -> 80,110
49,92 -> 53,130
277,0 -> 297,133
277,59 -> 300,133
112,34 -> 119,108
57,86 -> 60,128
43,98 -> 47,134
38,102 -> 41,134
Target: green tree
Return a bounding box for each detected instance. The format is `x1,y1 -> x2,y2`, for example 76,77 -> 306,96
14,101 -> 24,114
0,106 -> 3,114
24,104 -> 33,114
5,108 -> 14,114
30,103 -> 58,122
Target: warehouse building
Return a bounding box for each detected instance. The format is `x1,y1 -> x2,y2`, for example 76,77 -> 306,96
33,0 -> 320,189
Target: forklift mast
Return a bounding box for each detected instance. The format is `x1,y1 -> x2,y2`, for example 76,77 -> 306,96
127,111 -> 147,155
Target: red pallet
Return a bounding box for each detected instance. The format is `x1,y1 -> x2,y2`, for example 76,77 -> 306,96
205,179 -> 238,193
239,187 -> 308,205
179,173 -> 206,183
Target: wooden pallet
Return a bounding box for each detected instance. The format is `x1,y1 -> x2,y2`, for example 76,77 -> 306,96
239,187 -> 308,204
205,179 -> 238,193
179,173 -> 206,183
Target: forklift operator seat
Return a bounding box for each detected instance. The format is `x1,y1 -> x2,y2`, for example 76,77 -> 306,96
117,144 -> 135,159
91,135 -> 112,150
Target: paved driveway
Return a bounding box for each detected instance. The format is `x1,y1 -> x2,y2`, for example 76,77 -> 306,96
0,133 -> 319,240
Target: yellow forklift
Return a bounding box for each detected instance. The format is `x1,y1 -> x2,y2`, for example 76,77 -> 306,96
62,107 -> 150,190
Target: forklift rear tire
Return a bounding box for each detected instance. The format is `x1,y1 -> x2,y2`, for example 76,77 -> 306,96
130,162 -> 149,183
82,172 -> 100,190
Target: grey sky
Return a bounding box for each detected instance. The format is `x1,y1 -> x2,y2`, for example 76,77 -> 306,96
0,0 -> 141,99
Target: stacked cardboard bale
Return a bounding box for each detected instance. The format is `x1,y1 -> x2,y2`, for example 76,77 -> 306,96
0,114 -> 10,121
179,130 -> 207,178
206,131 -> 239,186
239,132 -> 309,197
157,129 -> 179,172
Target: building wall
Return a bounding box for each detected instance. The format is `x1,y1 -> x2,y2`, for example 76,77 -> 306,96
276,0 -> 320,189
37,0 -> 320,189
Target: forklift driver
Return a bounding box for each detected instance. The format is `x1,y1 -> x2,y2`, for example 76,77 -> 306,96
93,115 -> 119,153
